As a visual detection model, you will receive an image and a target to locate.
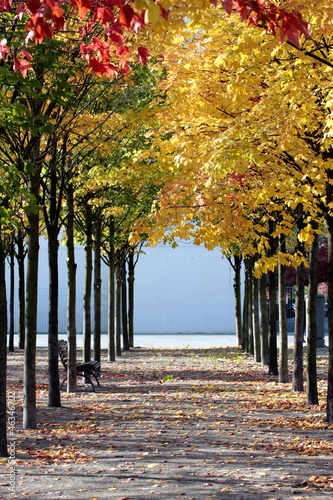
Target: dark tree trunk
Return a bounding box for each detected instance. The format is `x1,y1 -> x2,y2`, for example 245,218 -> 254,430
16,230 -> 26,350
278,235 -> 288,383
307,226 -> 319,405
66,182 -> 77,392
23,156 -> 41,429
268,268 -> 278,376
326,210 -> 333,420
8,239 -> 14,352
292,211 -> 306,392
0,229 -> 8,456
259,274 -> 269,366
293,262 -> 305,392
108,219 -> 116,362
83,204 -> 93,363
122,258 -> 130,351
242,258 -> 251,352
47,230 -> 61,407
252,274 -> 261,362
128,250 -> 135,349
94,220 -> 102,365
115,255 -> 122,356
228,255 -> 243,347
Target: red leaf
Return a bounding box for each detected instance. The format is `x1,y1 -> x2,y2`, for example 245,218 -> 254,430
118,4 -> 136,28
26,0 -> 41,15
26,17 -> 53,42
70,0 -> 92,19
137,46 -> 150,65
13,57 -> 32,77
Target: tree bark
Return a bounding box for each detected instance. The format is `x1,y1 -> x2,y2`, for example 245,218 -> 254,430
307,226 -> 319,405
23,161 -> 41,429
16,230 -> 26,350
0,227 -> 8,456
128,250 -> 135,349
292,262 -> 305,392
259,274 -> 269,366
252,274 -> 261,362
228,255 -> 243,347
83,204 -> 93,363
108,219 -> 116,362
242,258 -> 251,352
115,255 -> 122,356
122,258 -> 130,351
278,235 -> 288,383
66,182 -> 77,392
8,239 -> 15,352
94,219 -> 102,367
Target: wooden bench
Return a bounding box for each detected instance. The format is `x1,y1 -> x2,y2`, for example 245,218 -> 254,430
58,339 -> 101,392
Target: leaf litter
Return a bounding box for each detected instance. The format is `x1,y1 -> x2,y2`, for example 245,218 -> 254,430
2,345 -> 333,499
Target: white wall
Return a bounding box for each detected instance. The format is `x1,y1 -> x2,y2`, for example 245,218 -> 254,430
9,239 -> 236,335
134,242 -> 235,333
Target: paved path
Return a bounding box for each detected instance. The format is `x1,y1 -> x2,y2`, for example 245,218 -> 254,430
2,346 -> 333,499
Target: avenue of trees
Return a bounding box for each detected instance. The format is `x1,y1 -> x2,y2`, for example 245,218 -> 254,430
1,0 -> 333,457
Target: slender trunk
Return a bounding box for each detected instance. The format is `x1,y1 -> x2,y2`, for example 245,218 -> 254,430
229,255 -> 242,347
94,220 -> 102,367
122,258 -> 130,351
16,230 -> 26,350
83,204 -> 93,362
47,230 -> 61,406
23,161 -> 41,429
293,262 -> 305,392
268,268 -> 278,376
278,235 -> 288,383
128,250 -> 135,349
252,274 -> 261,362
8,239 -> 14,352
260,274 -> 269,366
326,210 -> 333,420
23,210 -> 39,428
108,219 -> 115,362
46,149 -> 61,407
115,256 -> 122,356
0,228 -> 8,456
307,226 -> 319,405
242,258 -> 251,352
66,182 -> 77,392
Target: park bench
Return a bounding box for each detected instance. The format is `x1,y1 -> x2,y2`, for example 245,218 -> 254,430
58,339 -> 101,392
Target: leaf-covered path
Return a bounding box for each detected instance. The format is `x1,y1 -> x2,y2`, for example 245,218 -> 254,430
2,346 -> 333,499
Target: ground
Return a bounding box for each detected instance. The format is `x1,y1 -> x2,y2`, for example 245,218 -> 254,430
1,345 -> 333,499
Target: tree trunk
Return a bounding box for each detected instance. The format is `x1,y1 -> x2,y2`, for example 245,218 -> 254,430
242,258 -> 251,352
292,262 -> 305,392
0,228 -> 8,456
268,268 -> 278,376
47,230 -> 61,407
46,150 -> 61,407
16,230 -> 26,350
115,255 -> 122,356
23,203 -> 39,429
252,274 -> 261,363
122,258 -> 130,351
83,204 -> 93,363
66,182 -> 77,392
228,255 -> 243,347
128,250 -> 135,349
307,226 -> 319,405
108,219 -> 116,362
259,274 -> 269,366
94,220 -> 102,367
8,239 -> 14,352
326,210 -> 333,421
278,235 -> 288,383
